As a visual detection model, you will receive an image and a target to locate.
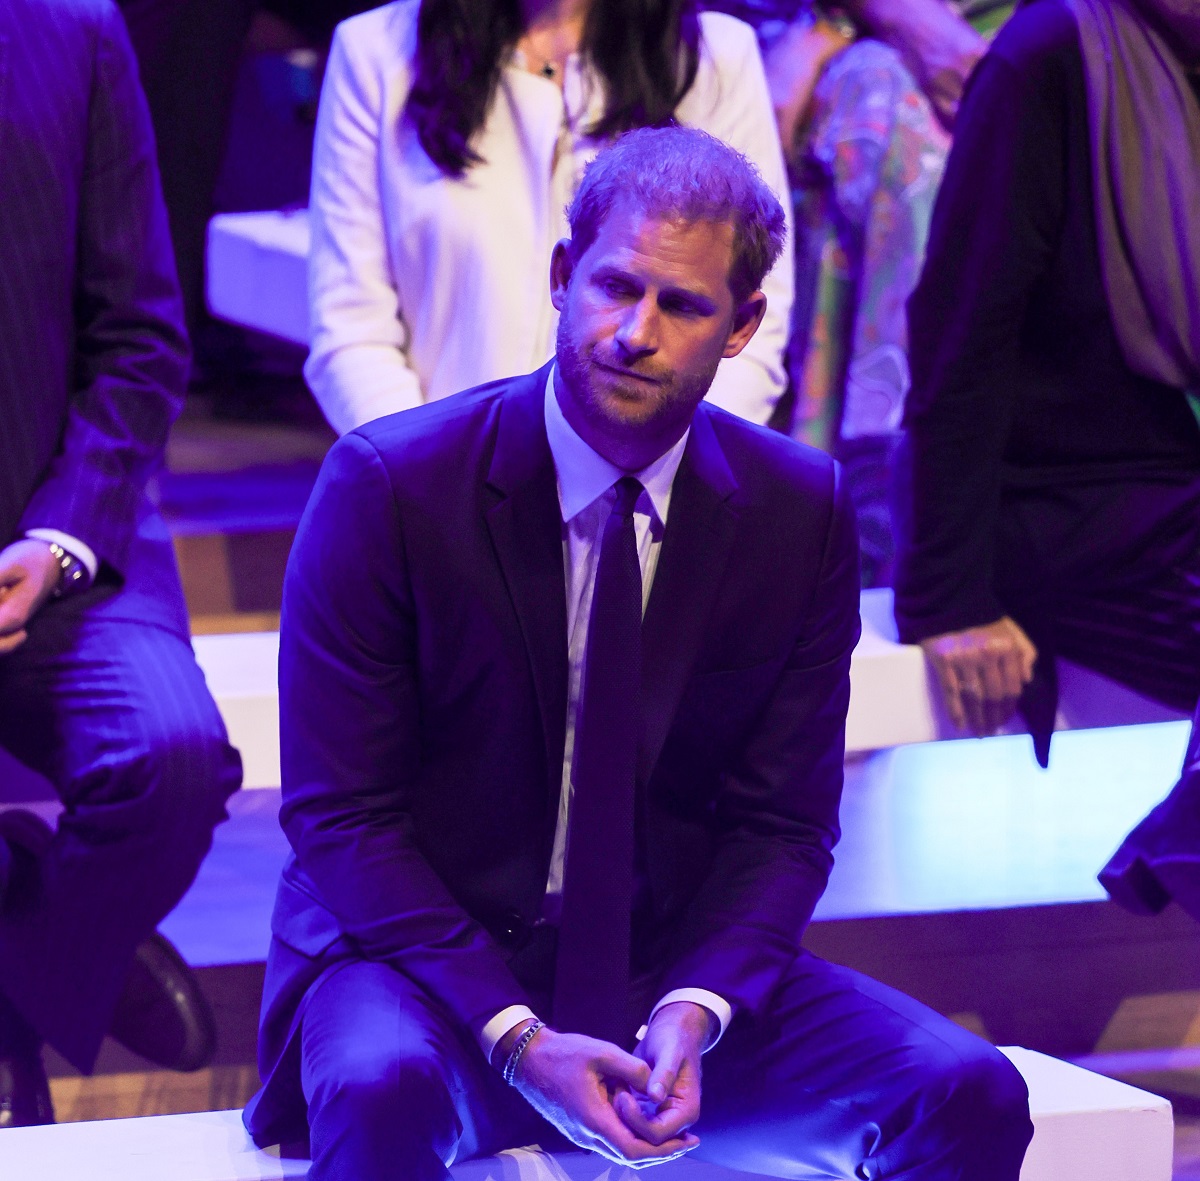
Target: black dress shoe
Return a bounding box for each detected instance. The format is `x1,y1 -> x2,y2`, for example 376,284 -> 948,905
0,994 -> 52,1131
0,1043 -> 53,1128
109,932 -> 217,1072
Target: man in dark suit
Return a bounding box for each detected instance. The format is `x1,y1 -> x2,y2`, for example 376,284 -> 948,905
245,126 -> 1032,1179
0,0 -> 243,1124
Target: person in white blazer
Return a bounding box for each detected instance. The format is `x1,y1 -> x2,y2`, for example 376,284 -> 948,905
305,0 -> 794,436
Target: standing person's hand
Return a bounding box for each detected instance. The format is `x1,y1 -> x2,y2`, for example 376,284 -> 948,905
0,540 -> 62,654
512,1025 -> 700,1167
920,616 -> 1038,734
615,1001 -> 709,1150
899,11 -> 987,129
850,0 -> 987,129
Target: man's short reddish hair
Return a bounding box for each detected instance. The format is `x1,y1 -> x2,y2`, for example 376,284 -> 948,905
566,125 -> 787,303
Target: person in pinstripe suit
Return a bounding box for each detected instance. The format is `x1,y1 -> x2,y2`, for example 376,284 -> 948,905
0,0 -> 243,1125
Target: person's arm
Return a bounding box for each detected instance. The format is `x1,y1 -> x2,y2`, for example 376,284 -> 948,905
304,22 -> 424,435
654,461 -> 860,1012
844,0 -> 988,128
17,3 -> 188,578
762,14 -> 855,163
894,29 -> 1067,728
687,13 -> 795,426
278,433 -> 530,1030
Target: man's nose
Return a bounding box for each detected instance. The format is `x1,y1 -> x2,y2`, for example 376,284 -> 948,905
614,298 -> 658,357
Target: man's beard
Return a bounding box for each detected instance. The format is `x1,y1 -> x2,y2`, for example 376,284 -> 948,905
555,316 -> 719,437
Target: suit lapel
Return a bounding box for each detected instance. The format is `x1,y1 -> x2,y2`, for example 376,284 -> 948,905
639,407 -> 739,786
484,365 -> 569,811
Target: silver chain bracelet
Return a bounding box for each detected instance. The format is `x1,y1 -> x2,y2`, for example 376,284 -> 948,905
502,1020 -> 545,1086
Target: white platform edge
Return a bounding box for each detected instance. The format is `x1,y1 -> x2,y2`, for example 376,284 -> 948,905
193,590 -> 1185,790
1000,1047 -> 1173,1181
206,211 -> 310,346
0,1048 -> 1172,1181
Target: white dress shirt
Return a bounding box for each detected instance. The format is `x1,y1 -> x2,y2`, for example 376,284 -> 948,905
305,2 -> 793,436
481,373 -> 733,1063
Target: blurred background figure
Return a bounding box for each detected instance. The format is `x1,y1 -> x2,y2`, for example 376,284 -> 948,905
892,0 -> 1199,861
303,0 -> 794,436
115,0 -> 378,398
709,0 -> 1009,585
0,0 -> 244,1126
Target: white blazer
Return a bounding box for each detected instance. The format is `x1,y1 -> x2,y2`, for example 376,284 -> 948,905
305,2 -> 794,436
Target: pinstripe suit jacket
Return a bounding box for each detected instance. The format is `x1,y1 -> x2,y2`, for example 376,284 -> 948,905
0,0 -> 189,633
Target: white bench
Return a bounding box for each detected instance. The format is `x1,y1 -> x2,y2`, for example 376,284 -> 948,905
193,590 -> 1185,788
193,631 -> 282,790
0,1048 -> 1171,1180
845,589 -> 1185,752
206,210 -> 310,347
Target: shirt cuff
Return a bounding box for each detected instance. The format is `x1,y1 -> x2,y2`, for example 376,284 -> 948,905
25,529 -> 99,581
637,988 -> 734,1052
480,1005 -> 539,1064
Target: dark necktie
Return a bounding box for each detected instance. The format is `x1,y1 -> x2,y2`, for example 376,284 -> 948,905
553,476 -> 643,1045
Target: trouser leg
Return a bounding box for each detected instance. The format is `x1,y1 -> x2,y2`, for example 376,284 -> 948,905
695,951 -> 1032,1181
1101,695 -> 1200,918
300,960 -> 552,1181
0,609 -> 242,1070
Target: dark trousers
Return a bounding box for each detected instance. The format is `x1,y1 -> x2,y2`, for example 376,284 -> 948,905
298,952 -> 1033,1181
0,602 -> 242,1070
1101,697 -> 1200,919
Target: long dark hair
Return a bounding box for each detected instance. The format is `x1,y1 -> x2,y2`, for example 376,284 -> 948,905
405,0 -> 701,176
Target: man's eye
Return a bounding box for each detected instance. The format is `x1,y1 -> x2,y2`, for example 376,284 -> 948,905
601,279 -> 633,297
662,298 -> 699,316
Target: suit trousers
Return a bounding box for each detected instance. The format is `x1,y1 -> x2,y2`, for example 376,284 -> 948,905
0,599 -> 242,1071
298,951 -> 1033,1181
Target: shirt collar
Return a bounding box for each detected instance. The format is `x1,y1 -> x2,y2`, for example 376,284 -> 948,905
544,367 -> 689,525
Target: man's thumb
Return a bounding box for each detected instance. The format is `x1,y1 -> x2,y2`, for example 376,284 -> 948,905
645,1049 -> 681,1104
596,1046 -> 650,1091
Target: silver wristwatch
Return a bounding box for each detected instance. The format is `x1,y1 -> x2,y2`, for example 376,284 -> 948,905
46,541 -> 89,598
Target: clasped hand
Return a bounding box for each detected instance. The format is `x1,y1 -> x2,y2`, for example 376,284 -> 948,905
512,1002 -> 708,1169
0,539 -> 62,655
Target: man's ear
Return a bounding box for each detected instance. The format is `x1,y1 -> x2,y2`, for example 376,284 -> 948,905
549,238 -> 574,312
722,291 -> 768,359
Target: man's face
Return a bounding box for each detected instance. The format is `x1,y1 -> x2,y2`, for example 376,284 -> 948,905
550,200 -> 764,469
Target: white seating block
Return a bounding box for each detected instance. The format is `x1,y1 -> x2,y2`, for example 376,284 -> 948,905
192,632 -> 281,790
0,1048 -> 1170,1180
846,589 -> 1184,753
1000,1047 -> 1172,1181
194,590 -> 1185,790
206,211 -> 310,346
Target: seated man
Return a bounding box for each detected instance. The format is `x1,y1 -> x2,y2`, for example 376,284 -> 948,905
0,0 -> 243,1124
244,126 -> 1032,1180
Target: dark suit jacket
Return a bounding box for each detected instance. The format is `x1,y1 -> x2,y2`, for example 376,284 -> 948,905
0,0 -> 190,634
246,364 -> 860,1146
